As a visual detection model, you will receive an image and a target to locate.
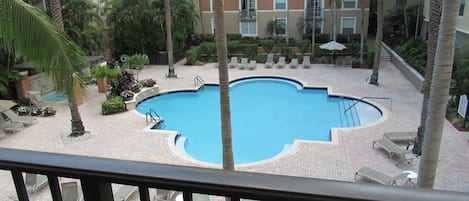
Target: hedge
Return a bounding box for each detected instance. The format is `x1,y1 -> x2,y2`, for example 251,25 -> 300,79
102,96 -> 126,115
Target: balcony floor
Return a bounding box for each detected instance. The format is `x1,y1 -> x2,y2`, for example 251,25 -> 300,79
1,59 -> 468,200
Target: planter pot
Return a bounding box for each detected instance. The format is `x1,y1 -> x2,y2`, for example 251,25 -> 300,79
96,77 -> 108,93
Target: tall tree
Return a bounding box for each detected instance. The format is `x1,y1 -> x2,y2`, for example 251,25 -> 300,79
213,0 -> 234,174
165,0 -> 176,78
413,0 -> 441,155
49,0 -> 86,136
418,0 -> 460,188
1,0 -> 87,137
369,0 -> 383,85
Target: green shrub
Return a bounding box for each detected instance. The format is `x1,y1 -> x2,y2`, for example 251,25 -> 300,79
227,40 -> 242,53
256,54 -> 267,63
199,42 -> 216,55
316,34 -> 330,43
242,43 -> 259,60
185,46 -> 200,65
260,39 -> 275,53
296,39 -> 311,54
227,34 -> 242,40
102,96 -> 126,115
367,45 -> 375,65
395,39 -> 427,75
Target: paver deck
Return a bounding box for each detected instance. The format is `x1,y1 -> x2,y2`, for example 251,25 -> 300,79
0,60 -> 468,200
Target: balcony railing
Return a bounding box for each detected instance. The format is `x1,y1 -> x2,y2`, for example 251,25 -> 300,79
0,148 -> 468,201
239,9 -> 256,21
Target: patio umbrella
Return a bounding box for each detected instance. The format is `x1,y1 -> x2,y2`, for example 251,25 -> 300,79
0,100 -> 17,112
320,41 -> 347,64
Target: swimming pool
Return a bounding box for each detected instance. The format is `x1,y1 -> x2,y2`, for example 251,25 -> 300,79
136,78 -> 382,164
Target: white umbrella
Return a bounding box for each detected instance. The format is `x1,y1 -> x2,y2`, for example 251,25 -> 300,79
319,41 -> 347,50
0,100 -> 17,112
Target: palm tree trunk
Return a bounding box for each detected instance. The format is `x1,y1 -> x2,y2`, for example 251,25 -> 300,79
165,0 -> 176,78
360,0 -> 365,64
49,0 -> 86,136
413,0 -> 441,156
213,0 -> 234,172
332,0 -> 337,41
417,0 -> 460,188
369,0 -> 383,85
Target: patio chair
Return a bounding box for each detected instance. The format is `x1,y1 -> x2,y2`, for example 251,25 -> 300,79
3,109 -> 37,126
265,53 -> 274,68
289,58 -> 298,68
275,56 -> 286,68
0,114 -> 24,133
344,56 -> 353,66
383,131 -> 417,143
114,185 -> 138,201
25,173 -> 48,193
248,60 -> 257,70
355,167 -> 409,185
373,138 -> 413,159
238,58 -> 248,69
61,181 -> 83,201
228,57 -> 238,68
302,56 -> 311,68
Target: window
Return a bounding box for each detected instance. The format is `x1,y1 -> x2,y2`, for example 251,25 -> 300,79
241,21 -> 257,35
274,18 -> 287,35
211,18 -> 216,34
341,17 -> 355,34
241,0 -> 256,10
306,0 -> 322,17
275,0 -> 286,10
460,0 -> 466,17
342,0 -> 356,9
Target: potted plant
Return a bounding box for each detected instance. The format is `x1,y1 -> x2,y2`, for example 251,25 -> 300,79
121,53 -> 149,81
43,107 -> 56,116
144,79 -> 156,87
120,90 -> 135,101
93,65 -> 121,93
30,106 -> 43,116
17,106 -> 30,116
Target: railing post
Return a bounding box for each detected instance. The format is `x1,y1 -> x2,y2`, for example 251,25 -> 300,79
139,185 -> 150,201
11,170 -> 29,201
47,175 -> 63,201
81,177 -> 113,201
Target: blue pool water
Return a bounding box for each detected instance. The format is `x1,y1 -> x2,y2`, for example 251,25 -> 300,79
136,78 -> 382,164
42,92 -> 67,102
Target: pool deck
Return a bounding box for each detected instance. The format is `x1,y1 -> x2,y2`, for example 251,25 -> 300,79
1,60 -> 469,200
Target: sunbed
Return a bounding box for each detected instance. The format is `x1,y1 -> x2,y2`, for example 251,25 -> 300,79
275,56 -> 286,68
25,173 -> 48,193
3,109 -> 37,126
289,58 -> 298,68
0,114 -> 24,133
355,167 -> 409,185
248,60 -> 257,70
383,131 -> 417,142
373,138 -> 413,159
228,57 -> 238,68
238,58 -> 248,69
302,56 -> 311,68
265,54 -> 274,68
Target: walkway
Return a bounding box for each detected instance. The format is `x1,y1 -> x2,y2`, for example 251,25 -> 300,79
0,60 -> 468,200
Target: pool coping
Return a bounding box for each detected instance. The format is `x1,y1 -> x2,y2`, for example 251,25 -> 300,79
133,75 -> 390,168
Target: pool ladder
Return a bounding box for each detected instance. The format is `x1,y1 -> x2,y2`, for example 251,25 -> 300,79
194,75 -> 205,87
146,109 -> 164,128
344,96 -> 392,114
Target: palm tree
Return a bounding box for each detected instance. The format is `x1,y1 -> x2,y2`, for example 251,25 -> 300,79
413,0 -> 441,155
369,0 -> 383,85
165,0 -> 176,78
49,0 -> 86,136
213,0 -> 234,173
417,0 -> 460,188
329,0 -> 342,41
1,0 -> 87,137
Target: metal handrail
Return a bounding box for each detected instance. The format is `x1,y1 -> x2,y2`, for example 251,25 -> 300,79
194,75 -> 205,87
145,109 -> 162,125
0,148 -> 468,201
344,96 -> 392,114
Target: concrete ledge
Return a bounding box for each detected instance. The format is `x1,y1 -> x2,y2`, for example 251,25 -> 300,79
125,85 -> 160,110
381,42 -> 424,92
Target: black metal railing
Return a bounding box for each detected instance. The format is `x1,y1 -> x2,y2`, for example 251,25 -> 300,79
239,9 -> 256,20
0,148 -> 468,201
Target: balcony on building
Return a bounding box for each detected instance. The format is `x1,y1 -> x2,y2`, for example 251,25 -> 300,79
239,8 -> 256,21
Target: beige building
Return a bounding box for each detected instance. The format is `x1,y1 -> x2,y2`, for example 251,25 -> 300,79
195,0 -> 370,40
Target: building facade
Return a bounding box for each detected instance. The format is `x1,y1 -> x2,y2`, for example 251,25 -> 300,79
195,0 -> 370,40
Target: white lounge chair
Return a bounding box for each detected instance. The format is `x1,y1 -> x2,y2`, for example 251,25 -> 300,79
228,57 -> 238,68
61,181 -> 83,201
0,115 -> 24,133
373,138 -> 417,163
275,56 -> 286,68
3,109 -> 37,126
238,58 -> 248,69
302,56 -> 311,68
383,131 -> 417,143
264,54 -> 274,68
114,185 -> 138,201
248,60 -> 257,70
289,58 -> 298,68
355,167 -> 409,185
25,173 -> 48,193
